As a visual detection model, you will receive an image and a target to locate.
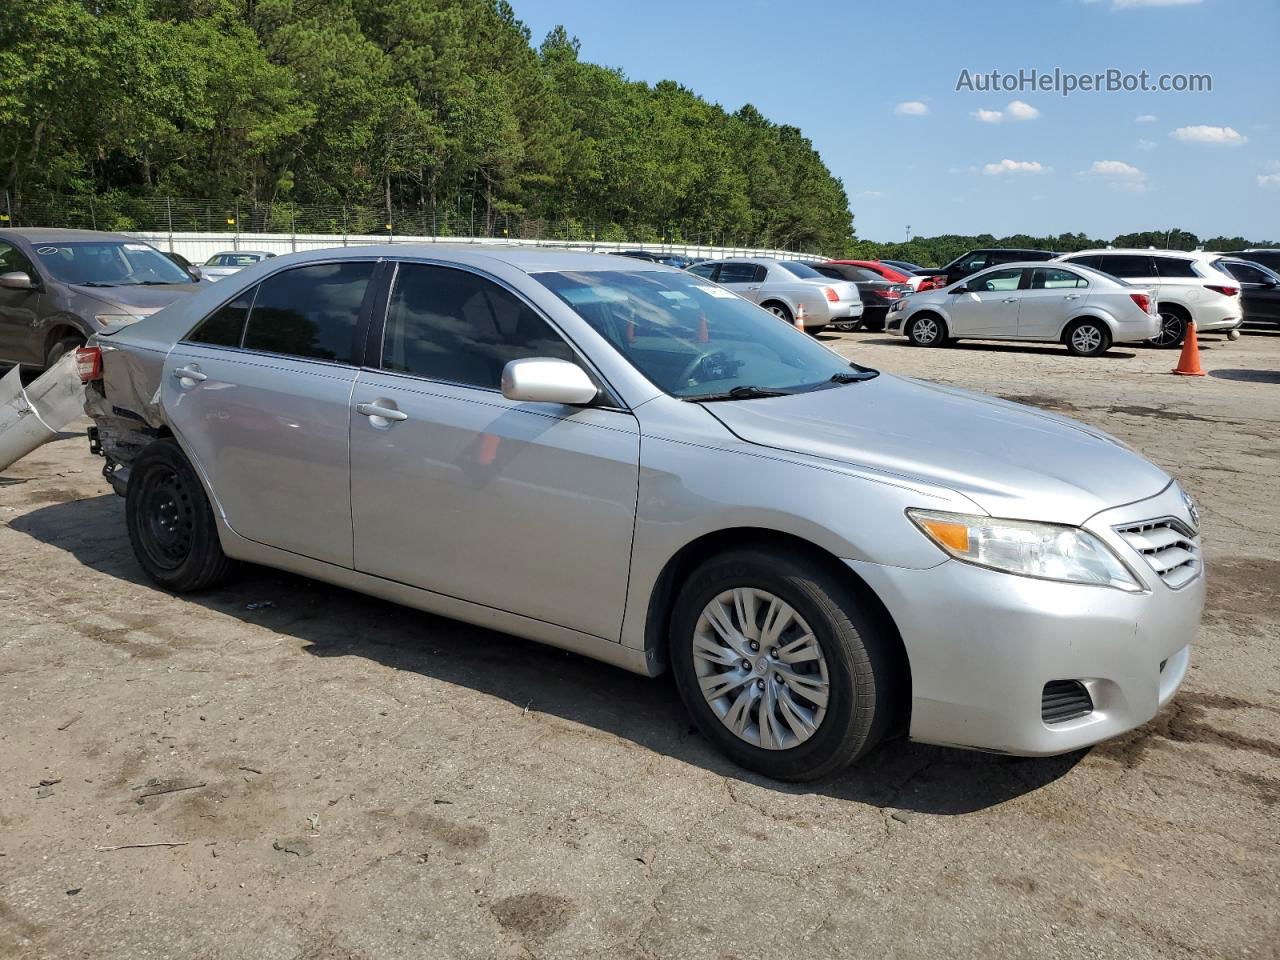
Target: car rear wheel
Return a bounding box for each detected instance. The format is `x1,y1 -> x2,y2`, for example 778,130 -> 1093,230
126,439 -> 235,592
1149,309 -> 1187,348
670,548 -> 899,781
1064,319 -> 1111,357
906,314 -> 947,347
763,302 -> 794,324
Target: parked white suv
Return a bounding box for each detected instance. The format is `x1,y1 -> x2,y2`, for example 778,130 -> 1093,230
1053,249 -> 1242,347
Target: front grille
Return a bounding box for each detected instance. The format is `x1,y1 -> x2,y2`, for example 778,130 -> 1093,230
1114,517 -> 1200,589
1042,680 -> 1093,724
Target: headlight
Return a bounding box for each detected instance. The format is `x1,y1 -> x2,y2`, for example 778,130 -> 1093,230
907,509 -> 1143,591
95,314 -> 141,327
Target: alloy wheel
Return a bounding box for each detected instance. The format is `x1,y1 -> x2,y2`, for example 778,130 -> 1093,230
691,587 -> 831,750
911,317 -> 939,345
1151,312 -> 1185,347
1071,324 -> 1103,354
767,305 -> 790,321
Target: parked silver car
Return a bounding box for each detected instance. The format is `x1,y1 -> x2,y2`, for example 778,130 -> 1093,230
80,246 -> 1202,780
202,250 -> 276,282
886,261 -> 1160,356
0,228 -> 205,371
688,258 -> 862,333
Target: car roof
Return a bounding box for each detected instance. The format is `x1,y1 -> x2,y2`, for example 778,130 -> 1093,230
4,227 -> 138,243
211,250 -> 274,256
1061,248 -> 1217,260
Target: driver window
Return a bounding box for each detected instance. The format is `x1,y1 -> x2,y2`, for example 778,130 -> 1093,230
970,268 -> 1023,292
0,242 -> 35,277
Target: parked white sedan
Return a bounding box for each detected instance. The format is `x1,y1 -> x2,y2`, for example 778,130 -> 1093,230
202,250 -> 277,282
886,262 -> 1159,356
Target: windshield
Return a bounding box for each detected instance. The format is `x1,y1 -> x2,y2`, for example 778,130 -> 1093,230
777,261 -> 823,279
33,241 -> 192,286
536,270 -> 869,399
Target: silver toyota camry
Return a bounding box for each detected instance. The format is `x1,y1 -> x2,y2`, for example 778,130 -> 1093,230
79,246 -> 1204,781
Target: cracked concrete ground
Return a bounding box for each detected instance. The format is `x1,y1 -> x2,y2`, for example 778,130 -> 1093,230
1,326 -> 1278,960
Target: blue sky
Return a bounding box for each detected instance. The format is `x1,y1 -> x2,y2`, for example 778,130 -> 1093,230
512,0 -> 1279,242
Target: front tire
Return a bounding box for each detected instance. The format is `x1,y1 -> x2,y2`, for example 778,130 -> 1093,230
1063,319 -> 1111,357
46,335 -> 84,369
906,313 -> 947,347
126,439 -> 235,592
670,548 -> 900,781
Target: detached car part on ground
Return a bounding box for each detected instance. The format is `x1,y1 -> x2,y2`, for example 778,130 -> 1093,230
0,352 -> 87,473
79,245 -> 1203,782
888,261 -> 1161,356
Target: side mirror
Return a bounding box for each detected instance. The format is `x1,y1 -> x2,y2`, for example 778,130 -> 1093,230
501,358 -> 599,406
951,284 -> 968,294
187,265 -> 203,281
0,271 -> 34,290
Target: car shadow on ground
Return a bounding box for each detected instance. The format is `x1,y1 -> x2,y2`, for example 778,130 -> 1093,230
1210,368 -> 1280,384
11,493 -> 1085,816
849,336 -> 1139,359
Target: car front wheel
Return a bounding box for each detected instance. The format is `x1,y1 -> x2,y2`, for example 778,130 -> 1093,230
670,548 -> 900,781
1064,319 -> 1111,357
126,439 -> 235,592
906,314 -> 947,347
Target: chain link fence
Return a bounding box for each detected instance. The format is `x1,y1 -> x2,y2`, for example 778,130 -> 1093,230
0,191 -> 815,255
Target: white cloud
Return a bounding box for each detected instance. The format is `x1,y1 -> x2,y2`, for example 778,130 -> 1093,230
1005,100 -> 1040,121
983,159 -> 1048,175
895,101 -> 928,116
1170,125 -> 1248,146
1137,138 -> 1158,150
1081,159 -> 1148,192
1112,0 -> 1201,7
1259,174 -> 1280,189
1136,114 -> 1157,123
972,108 -> 1004,123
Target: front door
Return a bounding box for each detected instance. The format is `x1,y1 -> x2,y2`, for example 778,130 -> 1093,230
0,241 -> 44,366
946,266 -> 1023,337
1018,267 -> 1091,339
162,260 -> 379,567
349,262 -> 640,641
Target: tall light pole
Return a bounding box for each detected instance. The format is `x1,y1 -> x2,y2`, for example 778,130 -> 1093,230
906,224 -> 912,242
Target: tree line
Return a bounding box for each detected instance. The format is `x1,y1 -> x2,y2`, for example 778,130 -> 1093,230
0,0 -> 855,251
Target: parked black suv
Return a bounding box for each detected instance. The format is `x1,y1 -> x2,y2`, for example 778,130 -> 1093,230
1238,249 -> 1280,275
916,248 -> 1056,287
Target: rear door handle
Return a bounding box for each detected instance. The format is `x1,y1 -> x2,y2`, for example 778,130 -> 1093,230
1001,298 -> 1018,303
356,401 -> 408,422
172,365 -> 207,383
1064,294 -> 1082,300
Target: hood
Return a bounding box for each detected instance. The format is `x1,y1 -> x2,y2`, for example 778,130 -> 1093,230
73,282 -> 203,314
703,374 -> 1169,525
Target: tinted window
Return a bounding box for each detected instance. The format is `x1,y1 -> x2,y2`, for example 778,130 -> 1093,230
688,263 -> 718,280
1030,268 -> 1088,290
381,264 -> 575,390
1155,258 -> 1200,279
1242,251 -> 1280,272
777,261 -> 823,279
968,267 -> 1023,292
1066,255 -> 1104,270
0,242 -> 36,276
717,263 -> 759,284
240,262 -> 374,363
189,290 -> 255,347
1099,255 -> 1156,278
955,252 -> 988,273
1218,260 -> 1275,284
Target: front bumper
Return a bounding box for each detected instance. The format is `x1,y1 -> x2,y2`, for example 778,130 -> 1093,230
846,484 -> 1204,756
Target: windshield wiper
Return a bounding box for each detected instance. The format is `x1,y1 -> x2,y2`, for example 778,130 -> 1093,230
132,280 -> 183,285
829,370 -> 879,383
692,385 -> 791,402
77,281 -> 117,287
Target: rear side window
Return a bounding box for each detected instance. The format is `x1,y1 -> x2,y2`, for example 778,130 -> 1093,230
1030,268 -> 1088,289
1066,255 -> 1104,270
380,263 -> 575,390
688,263 -> 717,280
1155,258 -> 1200,279
1219,260 -> 1274,284
240,262 -> 375,363
1100,255 -> 1156,278
189,290 -> 255,347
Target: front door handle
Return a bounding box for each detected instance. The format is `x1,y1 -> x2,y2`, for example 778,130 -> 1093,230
1064,293 -> 1082,300
172,365 -> 207,383
1001,298 -> 1018,303
356,401 -> 408,422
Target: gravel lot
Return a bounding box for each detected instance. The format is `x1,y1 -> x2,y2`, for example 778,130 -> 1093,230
2,327 -> 1278,960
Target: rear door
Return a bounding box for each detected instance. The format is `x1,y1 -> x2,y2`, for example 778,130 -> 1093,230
946,266 -> 1023,336
715,262 -> 766,303
163,259 -> 381,567
1224,260 -> 1280,322
349,261 -> 640,641
1018,267 -> 1090,339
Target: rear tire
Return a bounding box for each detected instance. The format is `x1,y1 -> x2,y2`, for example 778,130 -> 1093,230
670,548 -> 900,781
46,335 -> 84,369
126,439 -> 235,592
763,301 -> 794,325
1063,319 -> 1111,357
1149,307 -> 1187,348
906,313 -> 947,347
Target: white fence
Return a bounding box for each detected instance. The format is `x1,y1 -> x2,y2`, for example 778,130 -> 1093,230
125,231 -> 820,264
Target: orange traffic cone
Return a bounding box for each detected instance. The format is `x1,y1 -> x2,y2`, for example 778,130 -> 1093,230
794,303 -> 806,332
1171,320 -> 1206,377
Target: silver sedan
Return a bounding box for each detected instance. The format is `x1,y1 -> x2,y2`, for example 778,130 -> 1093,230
80,246 -> 1202,780
886,261 -> 1160,356
688,258 -> 862,332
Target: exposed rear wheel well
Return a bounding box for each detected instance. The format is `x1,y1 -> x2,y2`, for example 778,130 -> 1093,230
644,527 -> 912,732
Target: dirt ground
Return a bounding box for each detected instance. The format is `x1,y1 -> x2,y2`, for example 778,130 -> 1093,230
2,326 -> 1278,960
